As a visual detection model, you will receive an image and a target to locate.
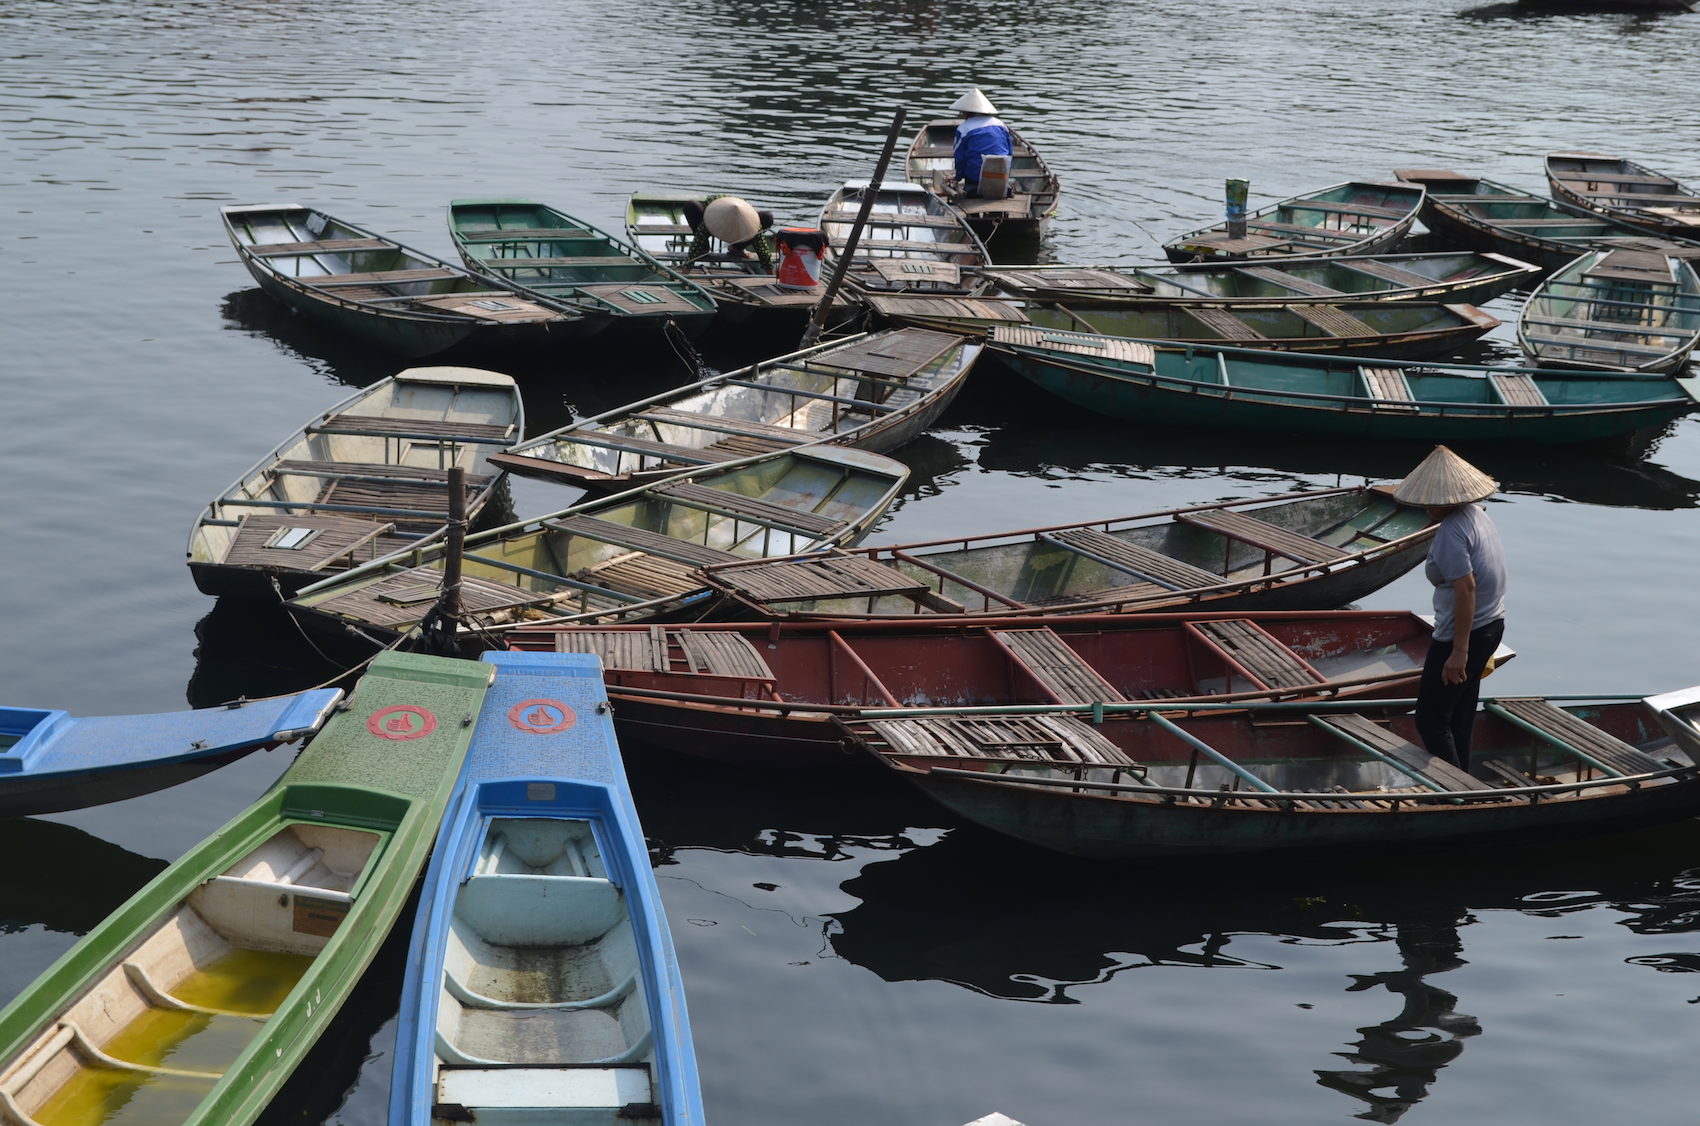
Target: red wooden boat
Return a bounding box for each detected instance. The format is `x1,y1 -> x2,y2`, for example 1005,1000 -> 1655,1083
504,610 -> 1507,769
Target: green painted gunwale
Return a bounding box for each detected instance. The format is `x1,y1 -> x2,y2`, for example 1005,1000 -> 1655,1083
0,651 -> 493,1126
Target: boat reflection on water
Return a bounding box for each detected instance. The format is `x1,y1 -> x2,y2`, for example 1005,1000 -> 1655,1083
1314,917 -> 1479,1123
827,818 -> 1700,1119
0,819 -> 167,936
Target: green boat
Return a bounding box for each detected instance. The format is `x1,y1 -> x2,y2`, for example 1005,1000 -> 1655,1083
0,651 -> 492,1126
448,199 -> 718,342
1164,181 -> 1425,263
1391,169 -> 1685,272
1518,246 -> 1700,374
987,325 -> 1700,449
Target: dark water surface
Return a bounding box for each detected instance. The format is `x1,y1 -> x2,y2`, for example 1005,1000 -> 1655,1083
6,1 -> 1700,1122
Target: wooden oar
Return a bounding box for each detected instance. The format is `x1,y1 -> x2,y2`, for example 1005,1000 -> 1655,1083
801,107 -> 907,349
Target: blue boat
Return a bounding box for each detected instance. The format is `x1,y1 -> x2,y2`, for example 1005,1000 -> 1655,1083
0,689 -> 342,817
388,651 -> 703,1126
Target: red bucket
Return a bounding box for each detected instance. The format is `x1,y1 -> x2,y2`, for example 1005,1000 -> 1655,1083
775,228 -> 827,290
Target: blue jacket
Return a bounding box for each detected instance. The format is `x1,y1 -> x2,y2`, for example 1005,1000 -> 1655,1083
954,115 -> 1013,183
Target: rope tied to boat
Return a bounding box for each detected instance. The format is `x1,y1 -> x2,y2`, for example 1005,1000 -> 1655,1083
664,318 -> 719,382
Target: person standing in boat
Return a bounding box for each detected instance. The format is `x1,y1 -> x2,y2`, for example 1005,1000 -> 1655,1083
951,88 -> 1013,198
1394,446 -> 1507,773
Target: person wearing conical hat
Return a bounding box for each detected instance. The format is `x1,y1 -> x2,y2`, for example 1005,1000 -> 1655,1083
1392,446 -> 1507,773
950,88 -> 1013,198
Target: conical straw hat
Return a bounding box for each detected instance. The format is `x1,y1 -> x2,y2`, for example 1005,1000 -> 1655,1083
949,88 -> 997,115
703,196 -> 762,244
1390,445 -> 1497,506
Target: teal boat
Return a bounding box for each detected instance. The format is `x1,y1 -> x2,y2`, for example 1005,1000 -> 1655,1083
1164,181 -> 1425,263
987,325 -> 1700,448
0,651 -> 491,1126
448,199 -> 718,341
1518,247 -> 1700,374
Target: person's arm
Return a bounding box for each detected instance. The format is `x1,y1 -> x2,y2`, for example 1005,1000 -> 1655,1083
1443,573 -> 1477,684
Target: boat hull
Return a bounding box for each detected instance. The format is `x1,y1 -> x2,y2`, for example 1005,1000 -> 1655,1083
0,750 -> 249,818
250,268 -> 478,357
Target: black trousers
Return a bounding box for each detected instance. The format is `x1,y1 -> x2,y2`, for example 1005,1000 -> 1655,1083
1414,618 -> 1506,772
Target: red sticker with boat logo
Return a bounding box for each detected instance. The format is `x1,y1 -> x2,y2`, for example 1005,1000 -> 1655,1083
509,699 -> 576,735
366,705 -> 437,741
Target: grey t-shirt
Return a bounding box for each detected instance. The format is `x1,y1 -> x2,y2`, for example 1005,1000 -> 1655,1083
1425,503 -> 1507,642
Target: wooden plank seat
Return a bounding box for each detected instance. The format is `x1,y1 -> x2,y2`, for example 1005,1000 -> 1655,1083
847,239 -> 980,257
315,567 -> 550,628
990,628 -> 1127,704
1190,619 -> 1324,691
557,431 -> 742,466
552,627 -> 775,681
1245,220 -> 1381,241
476,257 -> 642,270
1187,306 -> 1264,339
704,554 -> 929,603
249,238 -> 390,257
1555,172 -> 1677,187
823,211 -> 967,229
1575,192 -> 1699,204
863,714 -> 1137,767
272,460 -> 495,488
1336,260 -> 1442,288
1487,697 -> 1666,776
1521,315 -> 1688,337
1175,509 -> 1349,566
1293,304 -> 1375,337
458,227 -> 596,242
1313,713 -> 1481,791
1280,200 -> 1414,220
554,627 -> 670,672
220,513 -> 405,571
1523,338 -> 1676,363
815,328 -> 964,379
866,295 -> 1031,324
575,551 -> 702,600
1234,265 -> 1344,296
306,269 -> 462,287
635,407 -> 812,444
548,515 -> 743,568
1489,373 -> 1550,407
675,630 -> 774,680
989,268 -> 1153,292
1044,528 -> 1222,591
310,415 -> 515,443
992,326 -> 1156,365
651,480 -> 846,538
867,259 -> 962,284
705,435 -> 798,458
1359,366 -> 1418,410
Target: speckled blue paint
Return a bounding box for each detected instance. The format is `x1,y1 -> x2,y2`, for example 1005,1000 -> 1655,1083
0,689 -> 341,776
458,651 -> 617,785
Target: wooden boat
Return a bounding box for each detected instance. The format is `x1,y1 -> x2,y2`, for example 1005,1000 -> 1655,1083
286,446 -> 911,650
1163,181 -> 1425,263
1390,170 -> 1686,271
188,366 -> 524,599
387,651 -> 703,1126
0,689 -> 340,817
987,326 -> 1700,448
883,298 -> 1500,361
979,251 -> 1541,309
221,204 -> 580,357
489,328 -> 980,493
1517,247 -> 1700,374
1546,152 -> 1700,241
692,485 -> 1435,620
448,199 -> 717,341
501,611 -> 1504,770
841,689 -> 1700,859
904,119 -> 1062,242
0,651 -> 492,1126
624,191 -> 856,335
819,182 -> 991,295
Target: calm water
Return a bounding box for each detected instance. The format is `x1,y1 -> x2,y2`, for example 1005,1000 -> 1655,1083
5,1 -> 1700,1122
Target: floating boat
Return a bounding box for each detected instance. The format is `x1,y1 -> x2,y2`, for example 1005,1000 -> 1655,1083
841,689 -> 1700,859
979,251 -> 1541,309
1163,181 -> 1425,263
221,204 -> 580,358
819,182 -> 991,295
1546,152 -> 1700,242
286,446 -> 911,650
0,651 -> 492,1126
501,611 -> 1500,770
624,191 -> 856,335
188,367 -> 524,599
489,328 -> 980,493
1517,247 -> 1700,373
0,689 -> 340,817
1390,170 -> 1678,271
388,651 -> 703,1126
987,326 -> 1700,448
448,199 -> 717,341
885,299 -> 1500,361
693,485 -> 1435,620
904,119 -> 1061,242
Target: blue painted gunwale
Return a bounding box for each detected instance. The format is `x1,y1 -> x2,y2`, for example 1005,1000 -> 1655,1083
388,651 -> 703,1126
0,689 -> 342,816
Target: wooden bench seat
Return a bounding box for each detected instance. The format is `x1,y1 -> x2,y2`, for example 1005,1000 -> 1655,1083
475,257 -> 641,270
1340,260 -> 1444,288
1555,172 -> 1677,187
307,268 -> 461,288
823,211 -> 965,229
549,516 -> 743,568
1487,697 -> 1666,776
1313,713 -> 1481,792
458,227 -> 596,243
706,554 -> 928,604
1246,220 -> 1381,241
1521,315 -> 1688,337
846,239 -> 980,257
1187,306 -> 1264,340
560,431 -> 742,465
863,714 -> 1136,767
311,415 -> 515,443
1190,620 -> 1323,692
635,407 -> 812,444
220,514 -> 406,571
250,238 -> 390,257
272,460 -> 494,488
553,627 -> 775,680
576,551 -> 702,600
1279,200 -> 1413,220
1177,509 -> 1349,566
1234,266 -> 1343,296
652,480 -> 845,538
1489,373 -> 1551,406
1359,366 -> 1418,408
1044,528 -> 1222,590
1293,304 -> 1375,338
990,628 -> 1127,704
818,328 -> 965,378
